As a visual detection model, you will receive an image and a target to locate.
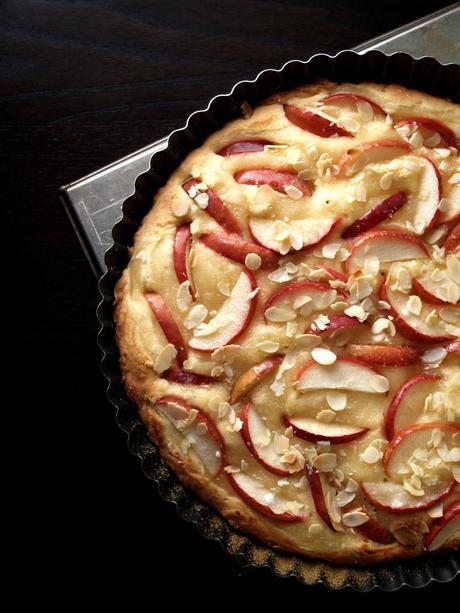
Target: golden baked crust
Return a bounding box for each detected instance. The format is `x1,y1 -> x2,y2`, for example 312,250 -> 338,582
115,80 -> 460,564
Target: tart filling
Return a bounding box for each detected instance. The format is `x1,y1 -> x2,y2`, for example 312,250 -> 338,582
116,81 -> 460,563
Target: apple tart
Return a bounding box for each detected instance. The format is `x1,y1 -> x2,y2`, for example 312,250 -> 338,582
115,81 -> 460,564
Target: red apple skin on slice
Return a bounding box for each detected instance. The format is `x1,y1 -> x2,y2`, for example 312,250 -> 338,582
341,191 -> 407,239
347,344 -> 419,367
249,217 -> 340,255
183,178 -> 242,235
346,230 -> 428,275
200,233 -> 278,269
439,182 -> 460,224
306,469 -> 335,530
309,313 -> 364,336
145,293 -> 188,366
284,415 -> 368,444
284,104 -> 352,137
395,117 -> 458,150
384,422 -> 460,481
217,139 -> 271,156
163,369 -> 216,386
446,340 -> 460,355
227,472 -> 306,522
412,278 -> 458,305
353,507 -> 395,544
385,374 -> 442,440
362,481 -> 454,513
337,140 -> 411,176
230,355 -> 283,403
234,168 -> 313,195
426,499 -> 460,551
444,221 -> 460,254
156,395 -> 224,476
265,281 -> 347,313
313,264 -> 348,283
296,357 -> 389,394
173,224 -> 194,296
321,92 -> 386,116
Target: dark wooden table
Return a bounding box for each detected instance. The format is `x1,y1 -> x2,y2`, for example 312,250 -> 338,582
5,0 -> 458,602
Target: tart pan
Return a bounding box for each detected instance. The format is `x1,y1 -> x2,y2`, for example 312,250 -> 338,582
97,50 -> 460,591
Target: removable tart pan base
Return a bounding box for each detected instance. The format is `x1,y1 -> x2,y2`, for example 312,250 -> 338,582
97,50 -> 460,590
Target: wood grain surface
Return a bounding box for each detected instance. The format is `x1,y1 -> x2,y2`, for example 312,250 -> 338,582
4,0 -> 458,602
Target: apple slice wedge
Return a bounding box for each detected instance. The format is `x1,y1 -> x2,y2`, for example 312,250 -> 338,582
249,217 -> 339,255
337,140 -> 411,177
200,233 -> 278,269
296,358 -> 389,394
426,499 -> 460,551
320,92 -> 386,116
234,168 -> 313,195
265,281 -> 346,318
384,422 -> 460,481
362,480 -> 454,513
145,293 -> 188,366
406,157 -> 442,234
156,395 -> 224,476
188,270 -> 257,352
306,469 -> 341,531
346,230 -> 428,275
239,404 -> 302,475
217,139 -> 272,156
284,415 -> 368,444
341,191 -> 407,239
444,220 -> 460,254
230,355 -> 283,403
163,369 -> 216,386
183,178 -> 242,235
383,265 -> 458,342
412,277 -> 460,305
284,104 -> 352,137
439,182 -> 460,224
173,224 -> 194,295
385,374 -> 442,440
227,472 -> 306,522
347,344 -> 419,367
394,117 -> 458,149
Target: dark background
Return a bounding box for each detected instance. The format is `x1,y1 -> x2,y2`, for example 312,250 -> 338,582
4,0 -> 458,603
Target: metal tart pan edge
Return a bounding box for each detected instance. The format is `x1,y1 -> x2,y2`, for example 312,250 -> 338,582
97,50 -> 460,591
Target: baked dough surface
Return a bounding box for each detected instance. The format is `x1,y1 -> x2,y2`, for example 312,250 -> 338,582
115,81 -> 460,564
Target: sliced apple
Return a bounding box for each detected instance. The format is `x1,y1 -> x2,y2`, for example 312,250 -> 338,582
265,281 -> 346,317
313,264 -> 348,283
284,415 -> 368,444
341,191 -> 407,239
406,157 -> 442,234
227,472 -> 306,522
234,168 -> 313,195
439,182 -> 460,224
347,344 -> 419,367
156,395 -> 224,476
163,369 -> 216,386
353,507 -> 395,544
362,480 -> 453,513
188,270 -> 257,352
284,104 -> 352,137
321,92 -> 386,116
412,277 -> 459,305
384,422 -> 460,482
309,313 -> 365,335
306,469 -> 341,531
337,139 -> 411,177
383,265 -> 457,342
444,221 -> 460,254
183,178 -> 242,235
145,293 -> 188,366
173,224 -> 194,295
346,230 -> 428,275
394,117 -> 458,149
296,358 -> 389,394
239,403 -> 302,475
230,355 -> 283,403
200,233 -> 278,269
385,374 -> 442,440
426,499 -> 460,551
249,217 -> 339,255
217,139 -> 272,156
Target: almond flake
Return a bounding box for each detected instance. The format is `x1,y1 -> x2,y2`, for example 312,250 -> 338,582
313,453 -> 337,472
370,375 -> 390,393
379,173 -> 393,190
184,304 -> 208,329
270,379 -> 285,397
176,281 -> 193,312
265,306 -> 297,323
345,478 -> 359,493
245,252 -> 262,270
336,490 -> 356,508
344,305 -> 367,322
316,409 -> 336,423
360,445 -> 383,464
439,307 -> 459,324
421,347 -> 447,365
424,132 -> 441,147
322,243 -> 341,259
171,199 -> 189,217
448,172 -> 460,184
293,294 -> 312,310
447,255 -> 460,284
409,130 -> 423,148
392,525 -> 419,546
256,340 -> 280,353
311,347 -> 337,365
425,224 -> 448,244
284,185 -> 304,200
357,100 -> 373,120
406,295 -> 422,316
371,318 -> 390,334
218,281 -> 230,296
434,148 -> 451,158
326,392 -> 347,411
224,465 -> 240,474
308,523 -> 323,535
428,503 -> 444,518
364,255 -> 380,275
294,333 -> 321,349
342,511 -> 369,527
194,192 -> 209,209
154,344 -> 177,373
